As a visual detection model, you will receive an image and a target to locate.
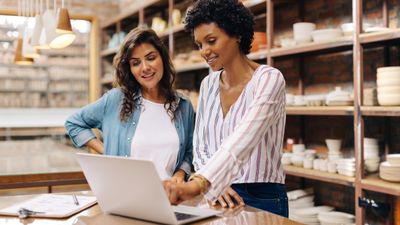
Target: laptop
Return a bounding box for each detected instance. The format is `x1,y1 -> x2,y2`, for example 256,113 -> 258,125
75,153 -> 218,225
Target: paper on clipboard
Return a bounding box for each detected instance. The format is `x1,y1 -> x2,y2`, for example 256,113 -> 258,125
0,194 -> 97,218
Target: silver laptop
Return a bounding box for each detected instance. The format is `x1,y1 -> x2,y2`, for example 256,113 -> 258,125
76,153 -> 218,225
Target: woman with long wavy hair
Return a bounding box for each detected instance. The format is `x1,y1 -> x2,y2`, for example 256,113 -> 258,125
65,27 -> 194,183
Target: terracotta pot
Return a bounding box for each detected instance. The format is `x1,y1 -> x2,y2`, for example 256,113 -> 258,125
251,32 -> 267,52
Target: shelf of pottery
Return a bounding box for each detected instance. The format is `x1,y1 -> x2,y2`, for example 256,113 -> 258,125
0,24 -> 89,108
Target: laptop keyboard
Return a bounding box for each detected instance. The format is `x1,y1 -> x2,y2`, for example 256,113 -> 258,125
174,212 -> 197,221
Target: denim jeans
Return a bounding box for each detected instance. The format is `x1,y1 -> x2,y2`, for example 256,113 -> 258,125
231,183 -> 289,218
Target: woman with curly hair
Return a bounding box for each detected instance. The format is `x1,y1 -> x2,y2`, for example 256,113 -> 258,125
163,0 -> 288,217
65,27 -> 194,183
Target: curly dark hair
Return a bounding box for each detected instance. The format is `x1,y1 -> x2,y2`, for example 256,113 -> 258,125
113,27 -> 177,122
184,0 -> 255,54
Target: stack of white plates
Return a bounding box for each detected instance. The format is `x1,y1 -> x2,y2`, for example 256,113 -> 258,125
291,144 -> 306,167
291,206 -> 334,225
364,137 -> 380,173
318,211 -> 355,225
336,158 -> 355,177
376,66 -> 400,106
326,87 -> 353,106
293,22 -> 316,44
379,154 -> 400,182
288,188 -> 315,210
363,88 -> 378,106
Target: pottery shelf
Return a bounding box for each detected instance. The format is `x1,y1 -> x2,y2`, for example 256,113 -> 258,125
286,106 -> 354,116
284,165 -> 355,187
100,47 -> 119,57
360,106 -> 400,117
361,174 -> 400,196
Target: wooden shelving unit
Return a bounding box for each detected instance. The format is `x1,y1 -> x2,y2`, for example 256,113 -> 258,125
361,106 -> 400,117
284,165 -> 355,187
361,174 -> 400,196
286,106 -> 354,116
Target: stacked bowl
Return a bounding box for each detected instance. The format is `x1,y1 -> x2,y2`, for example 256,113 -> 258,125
376,66 -> 400,106
293,22 -> 316,44
291,206 -> 334,225
318,211 -> 355,225
380,154 -> 400,182
336,158 -> 356,177
363,138 -> 380,173
326,139 -> 343,160
291,144 -> 306,167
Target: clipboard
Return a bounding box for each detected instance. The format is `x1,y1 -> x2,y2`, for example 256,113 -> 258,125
0,194 -> 97,218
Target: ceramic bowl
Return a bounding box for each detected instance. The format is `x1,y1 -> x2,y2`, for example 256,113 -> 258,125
293,22 -> 316,44
325,139 -> 342,152
377,75 -> 400,86
377,86 -> 400,95
378,93 -> 400,106
311,28 -> 343,42
387,154 -> 400,165
377,66 -> 400,74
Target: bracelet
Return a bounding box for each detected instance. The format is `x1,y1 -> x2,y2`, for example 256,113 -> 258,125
189,174 -> 209,194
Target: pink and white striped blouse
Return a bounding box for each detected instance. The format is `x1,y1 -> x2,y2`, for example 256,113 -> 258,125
194,65 -> 286,201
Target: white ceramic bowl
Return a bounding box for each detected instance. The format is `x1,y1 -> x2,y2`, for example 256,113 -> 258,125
377,66 -> 400,73
387,154 -> 400,165
378,93 -> 400,106
311,29 -> 343,42
325,139 -> 342,152
364,137 -> 378,145
377,77 -> 400,87
293,22 -> 316,44
377,71 -> 400,80
293,144 -> 306,152
377,86 -> 400,95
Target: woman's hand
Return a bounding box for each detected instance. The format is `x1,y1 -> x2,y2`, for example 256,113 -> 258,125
211,187 -> 244,208
170,169 -> 186,184
86,139 -> 104,154
163,179 -> 202,205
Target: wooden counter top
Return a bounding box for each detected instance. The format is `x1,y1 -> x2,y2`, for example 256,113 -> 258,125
0,193 -> 302,225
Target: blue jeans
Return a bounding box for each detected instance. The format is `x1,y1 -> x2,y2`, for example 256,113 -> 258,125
231,183 -> 288,218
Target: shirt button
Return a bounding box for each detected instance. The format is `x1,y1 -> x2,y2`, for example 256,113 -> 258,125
127,137 -> 131,141
132,122 -> 136,125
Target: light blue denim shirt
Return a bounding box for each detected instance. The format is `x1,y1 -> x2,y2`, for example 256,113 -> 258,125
65,88 -> 194,176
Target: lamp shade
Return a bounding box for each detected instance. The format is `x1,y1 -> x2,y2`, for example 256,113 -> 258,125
49,8 -> 76,49
22,27 -> 40,58
31,14 -> 50,49
14,38 -> 34,65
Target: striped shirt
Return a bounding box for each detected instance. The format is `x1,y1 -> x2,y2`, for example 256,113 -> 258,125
194,65 -> 286,201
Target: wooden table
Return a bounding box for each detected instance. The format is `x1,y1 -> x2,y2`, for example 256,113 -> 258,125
0,192 -> 302,225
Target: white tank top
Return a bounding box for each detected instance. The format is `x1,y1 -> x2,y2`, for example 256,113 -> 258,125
130,98 -> 179,180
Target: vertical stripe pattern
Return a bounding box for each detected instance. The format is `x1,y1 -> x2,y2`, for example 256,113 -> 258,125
193,65 -> 287,201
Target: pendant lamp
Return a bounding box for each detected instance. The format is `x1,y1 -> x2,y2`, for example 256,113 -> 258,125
49,0 -> 76,49
31,0 -> 50,49
14,0 -> 34,65
22,0 -> 40,58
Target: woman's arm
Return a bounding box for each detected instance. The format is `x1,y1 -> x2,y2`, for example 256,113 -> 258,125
65,89 -> 115,148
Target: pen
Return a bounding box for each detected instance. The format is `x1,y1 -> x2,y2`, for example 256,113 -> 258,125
72,194 -> 80,205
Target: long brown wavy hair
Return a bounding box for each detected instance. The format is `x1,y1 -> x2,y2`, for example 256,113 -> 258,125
113,27 -> 178,122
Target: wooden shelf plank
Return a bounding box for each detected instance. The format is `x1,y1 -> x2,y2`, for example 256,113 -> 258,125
0,127 -> 67,137
101,77 -> 114,84
100,47 -> 119,57
361,106 -> 400,117
360,28 -> 400,44
175,62 -> 208,73
284,165 -> 355,186
158,24 -> 185,38
286,106 -> 354,116
101,0 -> 159,28
0,172 -> 86,189
361,174 -> 400,196
270,36 -> 353,57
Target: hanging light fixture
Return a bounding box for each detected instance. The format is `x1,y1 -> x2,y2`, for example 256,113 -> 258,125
14,0 -> 34,65
49,0 -> 76,48
31,0 -> 50,49
22,0 -> 40,58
